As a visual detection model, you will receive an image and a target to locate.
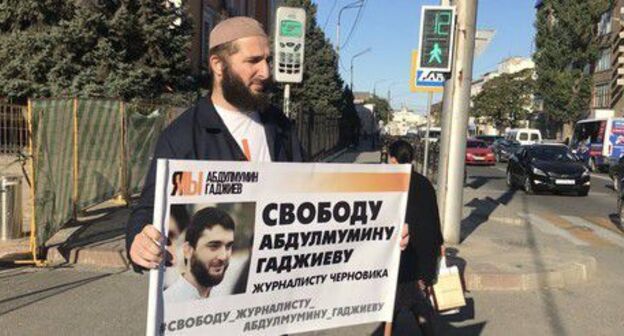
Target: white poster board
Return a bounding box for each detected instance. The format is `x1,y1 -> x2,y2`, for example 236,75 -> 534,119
146,160 -> 411,335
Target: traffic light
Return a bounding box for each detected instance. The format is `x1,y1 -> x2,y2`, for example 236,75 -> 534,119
418,6 -> 456,72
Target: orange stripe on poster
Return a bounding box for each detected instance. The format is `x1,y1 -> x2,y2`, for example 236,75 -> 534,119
299,173 -> 411,193
242,139 -> 251,161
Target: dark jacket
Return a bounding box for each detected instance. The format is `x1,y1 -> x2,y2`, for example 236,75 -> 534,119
126,97 -> 304,271
398,171 -> 443,286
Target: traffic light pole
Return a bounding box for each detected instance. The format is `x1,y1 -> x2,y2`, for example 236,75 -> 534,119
436,0 -> 453,229
440,0 -> 478,244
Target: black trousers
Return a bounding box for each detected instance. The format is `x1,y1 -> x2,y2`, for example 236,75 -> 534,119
393,280 -> 437,336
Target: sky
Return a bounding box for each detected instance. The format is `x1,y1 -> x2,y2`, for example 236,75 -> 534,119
311,0 -> 537,113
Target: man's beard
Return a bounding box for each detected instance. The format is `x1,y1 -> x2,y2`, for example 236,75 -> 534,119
190,254 -> 229,288
221,63 -> 270,112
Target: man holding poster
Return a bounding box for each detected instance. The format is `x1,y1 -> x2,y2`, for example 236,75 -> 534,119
126,16 -> 304,272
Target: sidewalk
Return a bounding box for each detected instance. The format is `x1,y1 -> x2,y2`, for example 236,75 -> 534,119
0,144 -> 615,336
1,144 -> 597,292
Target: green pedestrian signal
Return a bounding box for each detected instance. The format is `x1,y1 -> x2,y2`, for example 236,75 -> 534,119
418,6 -> 456,72
428,43 -> 443,64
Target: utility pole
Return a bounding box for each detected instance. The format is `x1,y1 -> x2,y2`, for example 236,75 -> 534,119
386,82 -> 400,107
436,0 -> 453,232
350,47 -> 371,91
440,0 -> 478,243
423,92 -> 433,176
336,1 -> 364,67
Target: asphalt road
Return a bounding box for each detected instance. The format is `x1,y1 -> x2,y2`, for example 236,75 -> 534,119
1,158 -> 623,336
465,162 -> 618,218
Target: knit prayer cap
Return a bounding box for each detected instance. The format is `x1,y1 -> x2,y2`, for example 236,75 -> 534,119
209,16 -> 268,49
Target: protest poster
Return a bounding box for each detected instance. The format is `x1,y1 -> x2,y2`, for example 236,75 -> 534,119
146,160 -> 411,335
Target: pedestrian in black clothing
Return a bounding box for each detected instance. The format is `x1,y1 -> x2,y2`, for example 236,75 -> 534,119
126,17 -> 304,272
387,139 -> 443,336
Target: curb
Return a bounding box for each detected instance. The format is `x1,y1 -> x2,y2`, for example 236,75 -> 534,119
458,256 -> 597,291
0,237 -> 31,261
321,147 -> 349,162
46,244 -> 129,270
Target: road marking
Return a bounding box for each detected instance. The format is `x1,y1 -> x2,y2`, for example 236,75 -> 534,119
562,216 -> 624,248
494,167 -> 507,173
591,173 -> 612,183
540,213 -> 611,246
583,216 -> 624,235
519,213 -> 589,246
586,191 -> 613,197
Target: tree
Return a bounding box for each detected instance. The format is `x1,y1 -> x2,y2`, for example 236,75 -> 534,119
341,86 -> 360,145
0,0 -> 194,102
363,95 -> 391,124
271,0 -> 359,146
471,69 -> 535,133
534,0 -> 611,132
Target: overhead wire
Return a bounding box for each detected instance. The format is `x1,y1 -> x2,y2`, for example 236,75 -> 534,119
340,0 -> 367,50
323,0 -> 338,31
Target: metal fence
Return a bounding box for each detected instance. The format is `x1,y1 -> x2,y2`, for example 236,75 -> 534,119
381,135 -> 440,182
7,98 -> 348,258
294,109 -> 342,161
0,104 -> 28,154
29,98 -> 177,245
414,140 -> 440,183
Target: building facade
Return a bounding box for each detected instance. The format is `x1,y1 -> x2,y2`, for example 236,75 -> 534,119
590,1 -> 624,119
184,0 -> 276,74
535,0 -> 624,120
470,57 -> 535,135
384,107 -> 427,136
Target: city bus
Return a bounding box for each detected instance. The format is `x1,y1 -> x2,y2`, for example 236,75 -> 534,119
570,117 -> 624,171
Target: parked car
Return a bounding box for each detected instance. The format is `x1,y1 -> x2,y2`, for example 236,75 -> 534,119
506,144 -> 590,196
492,139 -> 521,162
465,139 -> 496,165
475,135 -> 504,147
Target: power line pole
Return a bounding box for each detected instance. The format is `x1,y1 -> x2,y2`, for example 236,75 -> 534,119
336,1 -> 364,67
440,0 -> 478,244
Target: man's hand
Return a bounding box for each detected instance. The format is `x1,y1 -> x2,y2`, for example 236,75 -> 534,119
129,225 -> 163,269
400,223 -> 409,251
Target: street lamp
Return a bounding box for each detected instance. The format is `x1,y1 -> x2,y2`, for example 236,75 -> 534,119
371,79 -> 387,97
336,0 -> 364,65
386,81 -> 402,106
350,47 -> 372,91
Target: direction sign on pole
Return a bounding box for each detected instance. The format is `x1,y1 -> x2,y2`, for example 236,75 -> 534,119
418,5 -> 456,72
410,50 -> 444,93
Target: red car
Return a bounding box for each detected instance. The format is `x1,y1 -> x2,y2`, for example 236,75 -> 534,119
465,139 -> 496,165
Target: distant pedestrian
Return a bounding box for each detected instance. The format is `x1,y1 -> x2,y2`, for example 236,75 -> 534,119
387,139 -> 443,336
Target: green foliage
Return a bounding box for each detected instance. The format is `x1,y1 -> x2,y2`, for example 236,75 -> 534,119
341,85 -> 360,143
364,95 -> 391,124
272,0 -> 359,145
471,69 -> 535,132
534,0 -> 612,125
0,0 -> 194,102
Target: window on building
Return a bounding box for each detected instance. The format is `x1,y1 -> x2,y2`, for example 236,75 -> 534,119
595,48 -> 611,72
598,11 -> 612,36
593,84 -> 610,108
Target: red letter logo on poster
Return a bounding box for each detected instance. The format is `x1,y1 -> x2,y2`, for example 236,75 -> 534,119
171,171 -> 204,196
